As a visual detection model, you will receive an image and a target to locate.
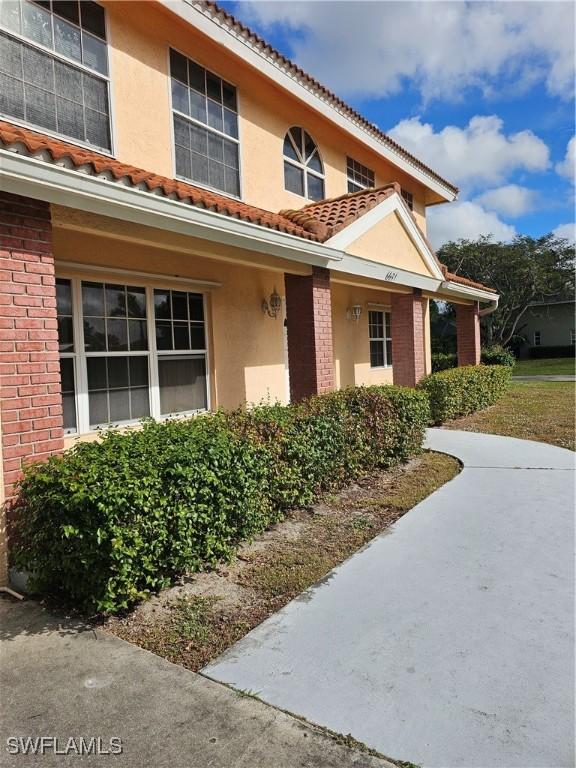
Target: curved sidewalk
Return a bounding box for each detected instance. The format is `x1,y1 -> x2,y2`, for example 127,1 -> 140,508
204,430 -> 575,768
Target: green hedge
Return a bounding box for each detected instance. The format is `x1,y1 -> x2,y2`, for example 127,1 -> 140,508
528,345 -> 575,359
432,346 -> 515,373
431,352 -> 458,372
480,345 -> 516,367
12,386 -> 429,614
418,365 -> 512,424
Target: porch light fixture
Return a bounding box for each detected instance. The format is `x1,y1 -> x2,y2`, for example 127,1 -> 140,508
262,289 -> 282,318
346,304 -> 363,322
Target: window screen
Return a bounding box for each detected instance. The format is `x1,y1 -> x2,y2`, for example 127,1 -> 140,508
0,1 -> 110,150
170,48 -> 239,197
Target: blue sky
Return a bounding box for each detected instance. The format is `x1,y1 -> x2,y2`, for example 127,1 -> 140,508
222,1 -> 575,248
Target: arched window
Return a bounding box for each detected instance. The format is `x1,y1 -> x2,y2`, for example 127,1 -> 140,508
283,127 -> 325,201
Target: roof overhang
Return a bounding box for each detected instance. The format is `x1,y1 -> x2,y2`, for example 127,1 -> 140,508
158,0 -> 457,204
0,149 -> 490,303
324,192 -> 446,281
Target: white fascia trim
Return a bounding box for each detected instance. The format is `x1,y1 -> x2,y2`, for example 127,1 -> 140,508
440,281 -> 500,303
333,252 -> 443,293
160,0 -> 457,203
1,151 -> 493,302
0,150 -> 341,268
324,193 -> 445,281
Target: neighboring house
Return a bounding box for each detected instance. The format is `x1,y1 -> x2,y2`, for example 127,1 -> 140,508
518,300 -> 576,356
0,0 -> 497,583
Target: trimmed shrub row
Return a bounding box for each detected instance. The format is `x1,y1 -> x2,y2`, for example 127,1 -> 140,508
431,346 -> 515,373
418,364 -> 512,424
528,345 -> 575,359
12,386 -> 429,614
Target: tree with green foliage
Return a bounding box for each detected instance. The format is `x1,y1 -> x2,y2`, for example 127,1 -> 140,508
437,233 -> 575,347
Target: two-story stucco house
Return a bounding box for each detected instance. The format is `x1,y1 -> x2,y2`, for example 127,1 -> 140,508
0,0 -> 497,583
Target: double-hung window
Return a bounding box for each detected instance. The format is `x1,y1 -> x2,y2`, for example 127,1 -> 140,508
369,310 -> 392,368
0,0 -> 111,151
347,157 -> 374,193
56,277 -> 208,434
533,330 -> 541,347
170,48 -> 240,197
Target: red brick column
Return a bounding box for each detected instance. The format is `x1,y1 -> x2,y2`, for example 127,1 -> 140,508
284,266 -> 334,402
391,289 -> 426,387
456,302 -> 481,366
0,192 -> 63,584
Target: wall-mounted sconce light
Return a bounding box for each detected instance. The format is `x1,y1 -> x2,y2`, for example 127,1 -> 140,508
262,289 -> 282,318
346,304 -> 363,322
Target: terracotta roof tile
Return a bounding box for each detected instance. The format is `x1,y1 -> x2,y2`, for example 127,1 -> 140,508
441,268 -> 497,293
0,121 -> 320,242
280,183 -> 399,240
0,121 -> 495,293
195,1 -> 458,197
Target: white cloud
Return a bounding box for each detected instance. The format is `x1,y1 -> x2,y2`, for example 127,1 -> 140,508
552,223 -> 576,243
388,116 -> 549,190
428,202 -> 516,249
242,1 -> 575,102
555,137 -> 575,181
474,184 -> 537,217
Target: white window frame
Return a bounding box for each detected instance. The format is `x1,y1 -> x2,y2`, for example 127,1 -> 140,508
570,329 -> 575,345
346,156 -> 374,193
283,126 -> 325,200
533,330 -> 541,347
401,189 -> 414,211
369,309 -> 392,369
57,274 -> 211,435
168,45 -> 241,200
0,0 -> 114,155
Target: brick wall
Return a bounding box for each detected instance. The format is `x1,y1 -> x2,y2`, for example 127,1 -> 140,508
284,266 -> 334,401
456,302 -> 481,366
0,192 -> 63,584
391,290 -> 426,387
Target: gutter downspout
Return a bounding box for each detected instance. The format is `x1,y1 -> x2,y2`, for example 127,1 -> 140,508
479,296 -> 499,317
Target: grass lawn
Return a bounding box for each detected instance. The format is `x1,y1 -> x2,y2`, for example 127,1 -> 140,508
513,357 -> 575,376
446,381 -> 575,450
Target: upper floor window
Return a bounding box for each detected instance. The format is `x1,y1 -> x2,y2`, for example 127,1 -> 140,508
283,127 -> 324,201
401,188 -> 414,211
347,157 -> 374,193
0,0 -> 111,151
170,48 -> 239,197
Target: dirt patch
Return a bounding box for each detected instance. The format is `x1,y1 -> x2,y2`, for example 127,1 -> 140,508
105,451 -> 459,674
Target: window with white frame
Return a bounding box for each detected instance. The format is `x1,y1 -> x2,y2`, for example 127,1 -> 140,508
0,0 -> 111,151
283,126 -> 324,201
170,48 -> 239,197
401,189 -> 414,210
533,330 -> 541,346
56,277 -> 208,433
369,310 -> 392,368
571,329 -> 576,345
347,157 -> 374,193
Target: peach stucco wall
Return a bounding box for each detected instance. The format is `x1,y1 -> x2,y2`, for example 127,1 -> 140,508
51,207 -> 295,415
101,1 -> 428,230
331,282 -> 394,389
345,212 -> 436,276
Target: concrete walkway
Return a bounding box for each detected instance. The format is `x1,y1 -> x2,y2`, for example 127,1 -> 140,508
0,599 -> 392,768
205,430 -> 575,768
